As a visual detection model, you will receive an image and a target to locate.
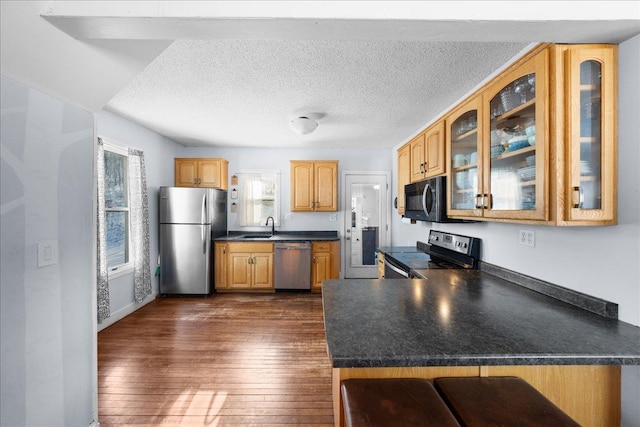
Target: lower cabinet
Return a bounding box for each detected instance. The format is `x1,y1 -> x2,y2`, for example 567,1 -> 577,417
214,242 -> 228,289
312,241 -> 340,292
215,240 -> 339,292
216,242 -> 274,291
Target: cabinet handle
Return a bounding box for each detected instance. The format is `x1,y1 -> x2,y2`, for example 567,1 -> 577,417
420,163 -> 425,174
222,246 -> 226,254
475,194 -> 483,209
573,186 -> 584,209
312,256 -> 316,263
485,194 -> 492,209
198,178 -> 201,185
248,257 -> 252,264
193,178 -> 197,185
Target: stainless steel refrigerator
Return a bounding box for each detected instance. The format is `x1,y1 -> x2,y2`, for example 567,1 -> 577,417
159,187 -> 227,295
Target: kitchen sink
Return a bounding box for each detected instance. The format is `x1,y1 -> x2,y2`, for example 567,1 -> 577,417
238,234 -> 273,240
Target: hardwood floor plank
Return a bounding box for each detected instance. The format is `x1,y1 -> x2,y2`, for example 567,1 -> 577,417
98,293 -> 334,426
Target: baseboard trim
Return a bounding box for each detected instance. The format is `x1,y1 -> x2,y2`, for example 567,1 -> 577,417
97,294 -> 157,331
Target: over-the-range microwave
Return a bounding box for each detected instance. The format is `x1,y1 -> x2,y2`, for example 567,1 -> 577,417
404,176 -> 466,223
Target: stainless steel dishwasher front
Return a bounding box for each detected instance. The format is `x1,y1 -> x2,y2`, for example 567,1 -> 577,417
274,241 -> 311,290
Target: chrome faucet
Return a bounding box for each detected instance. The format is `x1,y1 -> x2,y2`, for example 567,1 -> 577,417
265,216 -> 275,236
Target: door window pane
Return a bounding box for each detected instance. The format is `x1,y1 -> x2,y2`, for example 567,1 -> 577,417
350,183 -> 381,266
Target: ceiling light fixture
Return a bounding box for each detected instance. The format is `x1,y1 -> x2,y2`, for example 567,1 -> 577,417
290,116 -> 318,135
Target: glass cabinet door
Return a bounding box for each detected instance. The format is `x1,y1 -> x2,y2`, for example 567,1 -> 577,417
448,96 -> 482,216
566,46 -> 616,223
483,52 -> 547,220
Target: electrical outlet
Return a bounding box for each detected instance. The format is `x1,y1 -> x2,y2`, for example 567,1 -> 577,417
329,214 -> 337,221
519,230 -> 535,247
285,213 -> 292,220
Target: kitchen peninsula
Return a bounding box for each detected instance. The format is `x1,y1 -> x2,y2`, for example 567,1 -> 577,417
322,272 -> 640,427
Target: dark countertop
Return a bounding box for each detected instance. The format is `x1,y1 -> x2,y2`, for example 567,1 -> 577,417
216,231 -> 339,242
322,271 -> 640,368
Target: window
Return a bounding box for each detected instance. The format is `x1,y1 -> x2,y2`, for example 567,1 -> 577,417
237,172 -> 280,226
103,142 -> 131,273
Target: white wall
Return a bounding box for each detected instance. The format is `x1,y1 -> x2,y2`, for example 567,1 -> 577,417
185,146 -> 392,235
95,109 -> 184,330
1,76 -> 96,426
391,35 -> 640,425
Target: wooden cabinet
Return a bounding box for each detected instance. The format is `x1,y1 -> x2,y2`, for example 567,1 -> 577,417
175,158 -> 228,189
290,161 -> 338,212
446,95 -> 483,218
311,241 -> 340,292
551,44 -> 617,225
214,242 -> 228,289
409,121 -> 446,183
378,254 -> 385,279
396,143 -> 411,215
442,43 -> 617,226
446,50 -> 548,222
224,242 -> 274,290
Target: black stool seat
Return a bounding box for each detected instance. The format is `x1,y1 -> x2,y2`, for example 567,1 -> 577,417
341,378 -> 460,427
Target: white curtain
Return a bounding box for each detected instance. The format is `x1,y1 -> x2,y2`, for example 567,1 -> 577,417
128,148 -> 152,303
237,172 -> 279,226
96,138 -> 110,323
237,173 -> 262,226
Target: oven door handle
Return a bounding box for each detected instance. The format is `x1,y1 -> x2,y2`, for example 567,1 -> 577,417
385,256 -> 409,278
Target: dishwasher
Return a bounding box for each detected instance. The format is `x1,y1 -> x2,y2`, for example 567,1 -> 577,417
275,242 -> 311,290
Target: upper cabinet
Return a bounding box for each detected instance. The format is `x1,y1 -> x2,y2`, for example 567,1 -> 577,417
396,144 -> 411,215
409,121 -> 446,183
290,161 -> 339,212
485,50 -> 548,221
551,44 -> 617,225
442,43 -> 617,226
175,158 -> 228,190
447,95 -> 483,218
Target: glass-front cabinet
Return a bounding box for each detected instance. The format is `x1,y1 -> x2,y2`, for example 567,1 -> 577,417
447,96 -> 483,217
447,50 -> 549,221
483,50 -> 547,221
440,43 -> 616,226
563,45 -> 616,224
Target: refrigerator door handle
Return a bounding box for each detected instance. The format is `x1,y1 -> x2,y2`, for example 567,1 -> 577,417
202,194 -> 207,224
202,225 -> 207,254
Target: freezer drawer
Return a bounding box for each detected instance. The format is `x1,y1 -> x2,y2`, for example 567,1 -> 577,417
160,224 -> 212,295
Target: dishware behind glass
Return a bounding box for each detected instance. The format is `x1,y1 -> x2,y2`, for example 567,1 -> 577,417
469,152 -> 478,164
453,154 -> 467,167
456,171 -> 468,190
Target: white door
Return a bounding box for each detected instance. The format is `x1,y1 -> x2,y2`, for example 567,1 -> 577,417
343,172 -> 390,278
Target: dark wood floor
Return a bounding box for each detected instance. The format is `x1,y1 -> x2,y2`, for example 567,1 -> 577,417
98,293 -> 334,426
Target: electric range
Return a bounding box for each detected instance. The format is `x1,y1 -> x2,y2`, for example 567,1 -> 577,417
383,230 -> 481,278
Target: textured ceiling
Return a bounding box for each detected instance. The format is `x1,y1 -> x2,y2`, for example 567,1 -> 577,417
3,1 -> 638,150
106,39 -> 529,149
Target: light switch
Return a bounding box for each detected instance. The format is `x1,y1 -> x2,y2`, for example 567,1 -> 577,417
38,240 -> 58,267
